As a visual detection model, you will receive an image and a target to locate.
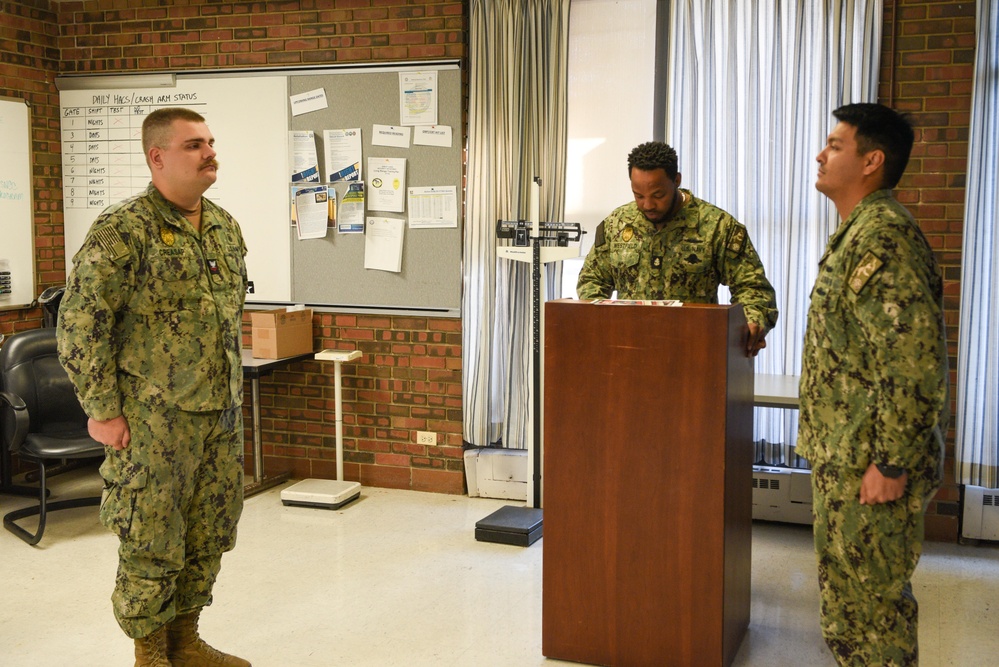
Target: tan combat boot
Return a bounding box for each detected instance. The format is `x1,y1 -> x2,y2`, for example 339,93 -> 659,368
166,610 -> 251,667
134,624 -> 172,666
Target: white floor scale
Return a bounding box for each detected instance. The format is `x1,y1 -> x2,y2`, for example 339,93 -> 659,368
281,349 -> 363,510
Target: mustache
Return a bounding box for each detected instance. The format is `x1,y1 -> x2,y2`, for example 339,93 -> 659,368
203,159 -> 219,170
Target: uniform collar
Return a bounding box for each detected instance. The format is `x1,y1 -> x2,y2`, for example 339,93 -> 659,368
630,188 -> 697,232
821,189 -> 892,262
145,183 -> 218,234
829,189 -> 892,243
660,188 -> 697,231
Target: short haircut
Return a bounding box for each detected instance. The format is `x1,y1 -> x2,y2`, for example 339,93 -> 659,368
832,103 -> 914,189
627,141 -> 679,179
141,107 -> 207,155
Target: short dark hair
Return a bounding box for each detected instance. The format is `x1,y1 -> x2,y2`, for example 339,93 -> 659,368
627,141 -> 679,179
832,103 -> 914,189
142,107 -> 207,155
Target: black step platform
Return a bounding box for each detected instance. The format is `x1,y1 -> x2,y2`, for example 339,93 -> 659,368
475,505 -> 543,547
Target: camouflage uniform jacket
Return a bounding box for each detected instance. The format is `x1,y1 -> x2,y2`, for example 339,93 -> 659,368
796,190 -> 948,483
58,183 -> 248,420
575,191 -> 778,329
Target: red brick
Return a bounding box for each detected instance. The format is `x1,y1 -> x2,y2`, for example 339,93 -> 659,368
412,468 -> 464,494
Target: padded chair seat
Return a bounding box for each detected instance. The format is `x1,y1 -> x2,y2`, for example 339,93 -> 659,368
24,429 -> 105,460
1,328 -> 105,545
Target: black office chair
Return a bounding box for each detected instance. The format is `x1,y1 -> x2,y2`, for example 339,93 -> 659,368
0,328 -> 104,545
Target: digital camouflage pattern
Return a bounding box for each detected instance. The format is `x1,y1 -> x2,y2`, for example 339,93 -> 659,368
812,464 -> 930,666
797,190 -> 949,666
58,184 -> 247,421
57,183 -> 248,638
101,398 -> 243,638
575,190 -> 778,329
796,189 -> 948,484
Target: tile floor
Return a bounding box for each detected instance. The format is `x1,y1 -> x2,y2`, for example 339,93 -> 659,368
3,466 -> 999,667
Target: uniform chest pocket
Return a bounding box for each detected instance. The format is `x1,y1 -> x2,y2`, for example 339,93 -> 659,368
676,242 -> 713,273
809,271 -> 849,349
144,249 -> 203,313
149,249 -> 201,282
608,241 -> 641,270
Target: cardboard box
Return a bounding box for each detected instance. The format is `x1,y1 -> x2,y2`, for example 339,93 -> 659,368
250,307 -> 314,359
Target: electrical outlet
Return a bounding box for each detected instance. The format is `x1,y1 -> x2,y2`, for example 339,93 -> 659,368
417,431 -> 437,446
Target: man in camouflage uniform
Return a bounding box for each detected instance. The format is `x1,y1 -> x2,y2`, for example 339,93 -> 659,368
58,108 -> 252,667
797,103 -> 949,666
576,141 -> 778,355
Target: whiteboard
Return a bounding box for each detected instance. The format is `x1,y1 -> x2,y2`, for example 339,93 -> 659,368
59,76 -> 291,302
0,96 -> 35,310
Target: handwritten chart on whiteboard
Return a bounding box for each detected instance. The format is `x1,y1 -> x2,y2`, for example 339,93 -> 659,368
59,77 -> 291,303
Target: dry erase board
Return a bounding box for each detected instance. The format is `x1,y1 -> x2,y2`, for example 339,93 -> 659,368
0,96 -> 36,310
59,76 -> 290,303
57,63 -> 462,316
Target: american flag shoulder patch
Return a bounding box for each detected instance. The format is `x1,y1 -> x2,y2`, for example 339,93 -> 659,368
93,225 -> 129,261
727,226 -> 746,254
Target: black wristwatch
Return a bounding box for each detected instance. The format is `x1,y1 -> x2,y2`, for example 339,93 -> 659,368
876,463 -> 906,479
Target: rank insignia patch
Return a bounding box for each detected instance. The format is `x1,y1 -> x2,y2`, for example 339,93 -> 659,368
849,251 -> 884,294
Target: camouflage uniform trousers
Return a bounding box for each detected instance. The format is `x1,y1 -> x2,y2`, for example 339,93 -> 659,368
811,462 -> 935,667
98,395 -> 244,639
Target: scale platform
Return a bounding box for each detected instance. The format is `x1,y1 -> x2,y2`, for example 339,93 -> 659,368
475,505 -> 543,546
281,478 -> 361,510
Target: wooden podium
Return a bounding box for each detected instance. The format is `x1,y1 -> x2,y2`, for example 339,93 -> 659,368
542,300 -> 754,667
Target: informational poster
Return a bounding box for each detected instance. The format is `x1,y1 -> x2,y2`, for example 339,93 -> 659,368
366,157 -> 406,213
323,128 -> 361,182
364,217 -> 404,272
339,183 -> 365,234
293,185 -> 332,240
289,130 -> 320,183
399,71 -> 437,126
407,185 -> 457,229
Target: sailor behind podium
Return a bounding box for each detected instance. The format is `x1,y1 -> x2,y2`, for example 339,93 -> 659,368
575,140 -> 778,356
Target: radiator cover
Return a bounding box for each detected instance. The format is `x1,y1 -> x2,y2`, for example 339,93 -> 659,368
962,485 -> 999,541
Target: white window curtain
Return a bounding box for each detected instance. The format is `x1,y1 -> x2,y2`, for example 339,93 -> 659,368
463,0 -> 571,451
955,0 -> 999,488
663,0 -> 882,464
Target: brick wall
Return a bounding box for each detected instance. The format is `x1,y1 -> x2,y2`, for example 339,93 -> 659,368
242,311 -> 465,493
879,0 -> 975,541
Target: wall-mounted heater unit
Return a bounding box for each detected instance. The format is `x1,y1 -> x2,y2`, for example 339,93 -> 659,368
962,485 -> 999,541
751,466 -> 813,525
